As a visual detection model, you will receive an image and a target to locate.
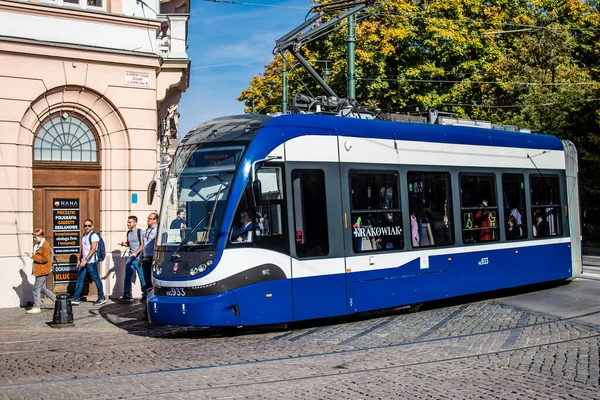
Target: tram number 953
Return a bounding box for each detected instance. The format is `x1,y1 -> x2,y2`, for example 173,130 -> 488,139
165,288 -> 187,297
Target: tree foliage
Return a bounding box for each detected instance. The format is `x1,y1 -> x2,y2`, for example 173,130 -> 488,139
238,0 -> 600,243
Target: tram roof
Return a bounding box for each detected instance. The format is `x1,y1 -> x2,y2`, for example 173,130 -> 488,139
181,113 -> 564,151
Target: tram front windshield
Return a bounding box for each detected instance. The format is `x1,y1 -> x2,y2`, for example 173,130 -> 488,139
158,145 -> 245,249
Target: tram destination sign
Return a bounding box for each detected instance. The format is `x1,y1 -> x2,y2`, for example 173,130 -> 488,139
52,199 -> 80,254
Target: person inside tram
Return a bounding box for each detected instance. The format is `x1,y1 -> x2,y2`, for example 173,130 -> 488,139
506,215 -> 521,240
170,209 -> 187,229
475,199 -> 491,242
231,209 -> 253,242
533,210 -> 550,238
410,210 -> 420,247
510,204 -> 522,227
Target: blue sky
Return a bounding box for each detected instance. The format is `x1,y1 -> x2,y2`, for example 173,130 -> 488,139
178,0 -> 310,135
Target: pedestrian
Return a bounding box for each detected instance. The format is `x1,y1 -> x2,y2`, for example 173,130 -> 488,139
140,212 -> 158,302
71,219 -> 106,306
25,228 -> 56,314
117,216 -> 145,303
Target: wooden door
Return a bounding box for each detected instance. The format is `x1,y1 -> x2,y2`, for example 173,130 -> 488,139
33,167 -> 101,295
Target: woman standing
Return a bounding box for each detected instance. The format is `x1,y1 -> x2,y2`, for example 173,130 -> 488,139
26,228 -> 56,314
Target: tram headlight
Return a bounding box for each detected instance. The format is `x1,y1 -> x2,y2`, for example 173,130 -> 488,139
190,259 -> 213,276
153,262 -> 162,276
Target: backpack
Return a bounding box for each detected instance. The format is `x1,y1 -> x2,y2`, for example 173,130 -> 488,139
91,231 -> 106,262
125,228 -> 142,247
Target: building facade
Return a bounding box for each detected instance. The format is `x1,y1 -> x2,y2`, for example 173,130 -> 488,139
0,0 -> 189,307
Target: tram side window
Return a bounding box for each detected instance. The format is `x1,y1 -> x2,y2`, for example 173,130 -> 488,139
460,174 -> 499,244
407,172 -> 454,248
292,169 -> 329,258
350,172 -> 403,252
502,174 -> 527,241
256,167 -> 284,236
530,176 -> 562,238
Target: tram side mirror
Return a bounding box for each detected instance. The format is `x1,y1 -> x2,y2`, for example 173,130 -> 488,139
147,180 -> 157,205
245,180 -> 262,208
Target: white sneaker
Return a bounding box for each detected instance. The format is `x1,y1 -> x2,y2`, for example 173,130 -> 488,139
26,307 -> 41,314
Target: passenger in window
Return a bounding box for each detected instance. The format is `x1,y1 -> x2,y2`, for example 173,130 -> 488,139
533,210 -> 550,238
257,212 -> 269,236
506,215 -> 521,240
475,199 -> 491,242
410,211 -> 420,247
509,201 -> 522,227
170,209 -> 187,229
231,210 -> 253,242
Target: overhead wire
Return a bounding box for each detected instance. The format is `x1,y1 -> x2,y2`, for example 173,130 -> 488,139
356,77 -> 600,86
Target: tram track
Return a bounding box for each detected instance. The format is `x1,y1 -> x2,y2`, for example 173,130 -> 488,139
1,306 -> 600,391
95,331 -> 600,400
3,326 -> 599,398
1,306 -> 600,357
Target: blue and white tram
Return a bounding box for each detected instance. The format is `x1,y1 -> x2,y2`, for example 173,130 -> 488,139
147,114 -> 582,326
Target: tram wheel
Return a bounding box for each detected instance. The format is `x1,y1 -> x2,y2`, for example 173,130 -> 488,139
407,303 -> 423,313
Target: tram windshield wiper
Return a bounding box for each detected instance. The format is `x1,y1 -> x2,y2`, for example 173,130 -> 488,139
170,214 -> 209,261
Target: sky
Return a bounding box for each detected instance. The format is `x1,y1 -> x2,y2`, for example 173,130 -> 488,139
177,0 -> 311,135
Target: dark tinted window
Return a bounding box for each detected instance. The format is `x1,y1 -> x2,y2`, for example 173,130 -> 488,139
292,169 -> 329,257
530,176 -> 562,238
408,171 -> 454,247
502,174 -> 527,240
460,174 -> 499,244
350,172 -> 403,252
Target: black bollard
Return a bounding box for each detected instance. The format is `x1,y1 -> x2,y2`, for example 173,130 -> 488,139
52,293 -> 74,325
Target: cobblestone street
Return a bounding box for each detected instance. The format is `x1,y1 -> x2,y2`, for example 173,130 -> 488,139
1,277 -> 599,399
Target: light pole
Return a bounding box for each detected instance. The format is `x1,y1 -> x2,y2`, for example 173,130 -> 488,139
347,14 -> 355,99
282,59 -> 332,113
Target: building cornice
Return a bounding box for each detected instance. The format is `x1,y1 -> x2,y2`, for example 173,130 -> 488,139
0,0 -> 161,31
0,36 -> 161,68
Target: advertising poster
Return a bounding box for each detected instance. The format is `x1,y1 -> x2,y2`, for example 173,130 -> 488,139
52,199 -> 80,283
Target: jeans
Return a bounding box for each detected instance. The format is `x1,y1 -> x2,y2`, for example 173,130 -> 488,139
33,275 -> 56,308
123,256 -> 146,298
73,262 -> 104,299
141,257 -> 153,296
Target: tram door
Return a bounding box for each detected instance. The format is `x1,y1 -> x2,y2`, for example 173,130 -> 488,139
288,163 -> 348,321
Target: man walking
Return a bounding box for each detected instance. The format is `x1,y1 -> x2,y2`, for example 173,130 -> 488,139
117,216 -> 145,303
140,212 -> 158,302
72,219 -> 106,306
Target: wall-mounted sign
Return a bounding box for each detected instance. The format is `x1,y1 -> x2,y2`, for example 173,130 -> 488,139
53,199 -> 80,254
125,71 -> 150,87
53,262 -> 79,283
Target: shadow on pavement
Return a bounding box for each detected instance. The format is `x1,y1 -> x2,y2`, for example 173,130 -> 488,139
95,280 -> 570,339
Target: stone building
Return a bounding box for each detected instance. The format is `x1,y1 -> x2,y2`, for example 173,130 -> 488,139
0,0 -> 190,307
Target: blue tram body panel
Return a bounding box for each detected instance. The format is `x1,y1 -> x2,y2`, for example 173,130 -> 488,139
233,279 -> 292,325
292,273 -> 347,321
148,290 -> 240,326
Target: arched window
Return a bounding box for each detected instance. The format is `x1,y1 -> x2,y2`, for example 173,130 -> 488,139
34,113 -> 98,162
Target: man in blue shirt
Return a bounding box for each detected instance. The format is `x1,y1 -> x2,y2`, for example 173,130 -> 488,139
140,212 -> 158,302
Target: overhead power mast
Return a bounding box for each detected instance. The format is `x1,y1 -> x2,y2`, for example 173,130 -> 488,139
274,0 -> 377,112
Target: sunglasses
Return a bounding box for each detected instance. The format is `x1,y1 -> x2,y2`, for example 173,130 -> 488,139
240,213 -> 247,217
84,224 -> 92,227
